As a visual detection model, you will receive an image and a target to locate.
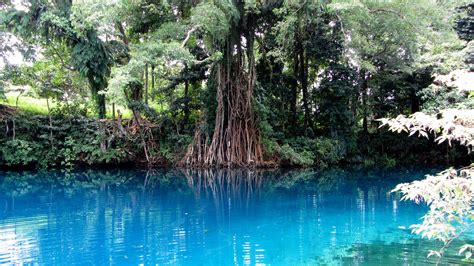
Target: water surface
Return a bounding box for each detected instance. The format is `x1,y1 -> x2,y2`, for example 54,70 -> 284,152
0,168 -> 470,265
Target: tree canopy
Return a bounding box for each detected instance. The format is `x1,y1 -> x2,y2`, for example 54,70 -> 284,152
0,0 -> 472,168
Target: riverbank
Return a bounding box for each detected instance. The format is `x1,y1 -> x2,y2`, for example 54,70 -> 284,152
1,104 -> 471,171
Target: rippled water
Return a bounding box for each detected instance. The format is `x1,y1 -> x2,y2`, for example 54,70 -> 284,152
0,168 -> 471,265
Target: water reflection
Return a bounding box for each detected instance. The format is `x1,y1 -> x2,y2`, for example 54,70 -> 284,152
183,169 -> 265,218
0,168 -> 460,265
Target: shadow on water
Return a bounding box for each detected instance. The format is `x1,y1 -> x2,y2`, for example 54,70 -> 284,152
0,167 -> 437,199
315,237 -> 473,266
0,167 -> 469,265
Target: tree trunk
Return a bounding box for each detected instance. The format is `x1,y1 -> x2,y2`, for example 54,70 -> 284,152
112,102 -> 116,121
144,63 -> 149,105
361,72 -> 370,134
182,10 -> 263,167
299,47 -> 311,130
97,93 -> 106,119
151,65 -> 155,101
290,49 -> 299,132
410,87 -> 420,114
115,22 -> 129,45
183,80 -> 190,127
46,97 -> 53,140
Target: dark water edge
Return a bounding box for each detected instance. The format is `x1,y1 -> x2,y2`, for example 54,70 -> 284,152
0,167 -> 471,265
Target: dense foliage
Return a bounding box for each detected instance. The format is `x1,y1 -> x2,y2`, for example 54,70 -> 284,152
1,1 -> 474,262
0,0 -> 472,169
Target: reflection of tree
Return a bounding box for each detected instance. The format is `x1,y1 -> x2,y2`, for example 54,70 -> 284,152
269,168 -> 349,193
315,237 -> 461,265
182,169 -> 265,220
0,169 -> 144,200
0,168 -> 437,264
181,167 -> 355,205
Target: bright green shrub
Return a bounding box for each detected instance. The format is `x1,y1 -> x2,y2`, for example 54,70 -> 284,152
0,112 -> 130,169
284,137 -> 345,167
277,144 -> 314,167
1,139 -> 41,166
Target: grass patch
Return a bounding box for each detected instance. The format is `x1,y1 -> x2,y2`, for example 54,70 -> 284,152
2,92 -> 134,119
2,88 -> 169,119
3,94 -> 54,115
106,105 -> 133,119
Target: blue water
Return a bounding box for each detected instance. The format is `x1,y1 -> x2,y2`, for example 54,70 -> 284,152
0,168 -> 469,265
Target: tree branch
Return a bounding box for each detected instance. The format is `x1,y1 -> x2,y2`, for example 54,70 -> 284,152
50,44 -> 75,71
115,22 -> 129,45
181,27 -> 196,48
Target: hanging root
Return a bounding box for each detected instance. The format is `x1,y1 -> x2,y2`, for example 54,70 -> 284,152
181,61 -> 263,168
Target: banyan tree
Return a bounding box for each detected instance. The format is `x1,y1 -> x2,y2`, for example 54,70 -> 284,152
182,0 -> 280,167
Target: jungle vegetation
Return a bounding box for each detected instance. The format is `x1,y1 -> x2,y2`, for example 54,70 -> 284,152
0,0 -> 474,262
0,0 -> 472,170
